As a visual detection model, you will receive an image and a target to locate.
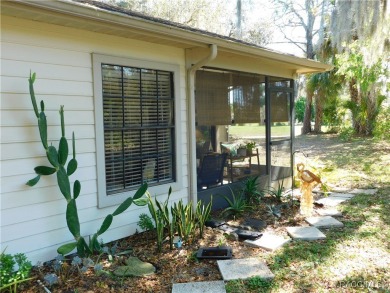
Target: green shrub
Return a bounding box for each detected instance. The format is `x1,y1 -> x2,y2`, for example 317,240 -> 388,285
295,96 -> 314,123
373,106 -> 390,141
338,126 -> 355,141
137,213 -> 154,231
322,96 -> 345,131
0,250 -> 33,292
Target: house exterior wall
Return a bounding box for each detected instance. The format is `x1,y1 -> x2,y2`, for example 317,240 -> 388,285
0,15 -> 188,264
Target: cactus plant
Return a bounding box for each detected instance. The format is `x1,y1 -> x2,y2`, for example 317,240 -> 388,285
26,72 -> 148,257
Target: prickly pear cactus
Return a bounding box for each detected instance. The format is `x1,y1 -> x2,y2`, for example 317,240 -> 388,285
26,72 -> 148,257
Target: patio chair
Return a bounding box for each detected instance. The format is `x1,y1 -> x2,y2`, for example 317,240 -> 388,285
197,153 -> 227,189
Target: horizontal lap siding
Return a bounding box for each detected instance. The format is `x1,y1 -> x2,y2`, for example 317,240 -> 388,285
0,15 -> 188,264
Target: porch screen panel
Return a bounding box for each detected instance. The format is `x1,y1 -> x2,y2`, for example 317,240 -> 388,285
195,71 -> 231,126
270,92 -> 289,123
102,64 -> 175,194
232,74 -> 261,124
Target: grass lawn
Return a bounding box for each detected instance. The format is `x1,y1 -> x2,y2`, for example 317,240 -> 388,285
226,134 -> 390,292
229,125 -> 291,138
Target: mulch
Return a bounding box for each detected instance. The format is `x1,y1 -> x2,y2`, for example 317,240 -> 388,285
18,198 -> 307,293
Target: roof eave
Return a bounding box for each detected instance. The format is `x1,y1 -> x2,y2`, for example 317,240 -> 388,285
2,0 -> 333,74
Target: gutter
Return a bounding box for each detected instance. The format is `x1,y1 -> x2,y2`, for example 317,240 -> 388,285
187,44 -> 217,207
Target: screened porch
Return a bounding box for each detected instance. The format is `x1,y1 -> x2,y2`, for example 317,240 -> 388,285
195,68 -> 294,198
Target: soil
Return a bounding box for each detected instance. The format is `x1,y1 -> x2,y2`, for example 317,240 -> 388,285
18,196 -> 311,293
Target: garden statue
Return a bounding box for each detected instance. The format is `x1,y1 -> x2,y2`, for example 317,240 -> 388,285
296,163 -> 322,216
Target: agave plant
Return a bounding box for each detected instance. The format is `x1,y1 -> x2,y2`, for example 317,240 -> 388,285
242,176 -> 265,204
221,187 -> 251,218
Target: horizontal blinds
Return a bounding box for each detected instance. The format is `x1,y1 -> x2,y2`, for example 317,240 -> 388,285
102,64 -> 174,194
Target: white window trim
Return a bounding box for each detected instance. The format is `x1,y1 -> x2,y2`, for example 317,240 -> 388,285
93,53 -> 183,208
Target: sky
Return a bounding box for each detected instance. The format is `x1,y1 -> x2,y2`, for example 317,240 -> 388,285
235,0 -> 308,57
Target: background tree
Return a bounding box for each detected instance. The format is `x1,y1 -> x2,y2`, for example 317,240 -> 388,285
104,0 -> 272,46
307,70 -> 342,132
307,37 -> 342,133
336,43 -> 387,135
271,0 -> 331,134
329,0 -> 389,135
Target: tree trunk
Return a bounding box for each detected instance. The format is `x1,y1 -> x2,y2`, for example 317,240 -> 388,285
302,87 -> 313,134
302,0 -> 316,135
314,94 -> 323,133
349,79 -> 362,134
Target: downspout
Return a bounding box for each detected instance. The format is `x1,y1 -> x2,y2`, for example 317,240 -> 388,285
187,44 -> 218,207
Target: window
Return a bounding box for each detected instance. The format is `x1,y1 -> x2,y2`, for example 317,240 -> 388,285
94,54 -> 181,207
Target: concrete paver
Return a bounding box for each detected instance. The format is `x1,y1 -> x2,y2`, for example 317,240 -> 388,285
244,232 -> 291,251
286,226 -> 326,241
217,258 -> 274,281
315,196 -> 349,207
316,208 -> 343,217
349,188 -> 377,195
305,216 -> 344,228
172,281 -> 226,293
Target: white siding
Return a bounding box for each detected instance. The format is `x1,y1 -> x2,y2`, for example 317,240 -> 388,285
0,15 -> 188,264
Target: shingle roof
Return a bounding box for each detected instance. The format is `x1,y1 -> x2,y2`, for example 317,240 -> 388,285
72,0 -> 279,54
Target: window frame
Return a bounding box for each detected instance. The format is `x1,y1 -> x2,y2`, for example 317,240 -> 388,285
93,54 -> 183,208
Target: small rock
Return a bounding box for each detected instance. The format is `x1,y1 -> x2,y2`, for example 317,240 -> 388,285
194,267 -> 209,276
205,219 -> 226,228
113,257 -> 155,277
227,232 -> 239,241
242,218 -> 267,231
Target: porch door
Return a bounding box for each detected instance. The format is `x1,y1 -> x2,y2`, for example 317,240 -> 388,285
266,85 -> 294,183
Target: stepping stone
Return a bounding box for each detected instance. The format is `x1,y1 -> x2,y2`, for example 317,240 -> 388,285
205,219 -> 226,228
286,226 -> 326,241
235,229 -> 262,240
316,208 -> 342,217
305,216 -> 344,228
315,196 -> 349,207
172,281 -> 226,293
242,218 -> 267,231
217,258 -> 274,281
350,188 -> 377,195
244,232 -> 291,251
330,187 -> 350,193
217,224 -> 237,234
331,193 -> 355,199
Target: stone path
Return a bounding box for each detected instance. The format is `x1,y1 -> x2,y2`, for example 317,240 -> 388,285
171,189 -> 377,292
286,226 -> 327,240
171,281 -> 226,293
316,208 -> 343,217
244,232 -> 291,251
305,216 -> 344,228
217,258 -> 275,281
